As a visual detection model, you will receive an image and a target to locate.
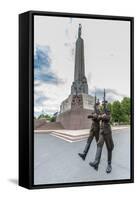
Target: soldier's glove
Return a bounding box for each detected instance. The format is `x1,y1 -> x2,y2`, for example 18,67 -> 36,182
102,113 -> 107,118
88,115 -> 93,119
98,115 -> 103,120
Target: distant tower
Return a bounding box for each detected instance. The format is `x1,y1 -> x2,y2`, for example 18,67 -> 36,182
71,24 -> 88,95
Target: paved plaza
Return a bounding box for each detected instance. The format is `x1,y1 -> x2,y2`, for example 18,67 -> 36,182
34,128 -> 130,185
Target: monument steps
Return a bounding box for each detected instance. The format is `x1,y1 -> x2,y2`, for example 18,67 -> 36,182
35,121 -> 64,130
50,126 -> 129,142
50,130 -> 89,142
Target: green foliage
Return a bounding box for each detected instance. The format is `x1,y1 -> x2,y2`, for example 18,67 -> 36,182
50,116 -> 56,122
98,97 -> 130,124
121,97 -> 130,114
38,114 -> 46,119
37,113 -> 57,122
121,97 -> 130,123
112,101 -> 122,123
109,97 -> 130,124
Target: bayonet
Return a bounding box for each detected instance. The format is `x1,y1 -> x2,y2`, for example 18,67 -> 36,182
94,91 -> 97,113
102,89 -> 108,113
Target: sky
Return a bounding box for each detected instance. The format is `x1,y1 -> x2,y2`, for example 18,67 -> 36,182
34,15 -> 130,117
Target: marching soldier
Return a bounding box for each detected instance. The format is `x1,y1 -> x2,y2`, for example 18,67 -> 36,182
89,89 -> 114,173
78,94 -> 100,161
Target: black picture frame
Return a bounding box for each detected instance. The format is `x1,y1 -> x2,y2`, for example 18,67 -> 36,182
19,10 -> 134,189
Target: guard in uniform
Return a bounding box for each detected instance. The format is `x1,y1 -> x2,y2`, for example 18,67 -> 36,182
78,100 -> 100,160
89,89 -> 114,173
89,110 -> 114,173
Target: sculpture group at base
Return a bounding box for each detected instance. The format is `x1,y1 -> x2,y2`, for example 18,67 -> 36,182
78,89 -> 114,173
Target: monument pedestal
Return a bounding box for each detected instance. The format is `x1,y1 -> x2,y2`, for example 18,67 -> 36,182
57,108 -> 93,130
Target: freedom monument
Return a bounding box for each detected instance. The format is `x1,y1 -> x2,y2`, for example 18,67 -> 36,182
57,24 -> 94,129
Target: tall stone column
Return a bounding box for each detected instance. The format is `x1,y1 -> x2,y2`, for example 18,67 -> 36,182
71,24 -> 88,95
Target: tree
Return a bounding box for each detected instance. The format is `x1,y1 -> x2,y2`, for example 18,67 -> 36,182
50,116 -> 56,122
94,97 -> 130,124
121,97 -> 130,123
38,114 -> 51,120
121,97 -> 130,115
111,101 -> 122,123
38,114 -> 46,119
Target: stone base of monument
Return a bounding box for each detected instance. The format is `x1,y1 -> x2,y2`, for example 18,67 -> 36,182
50,129 -> 89,142
57,93 -> 94,130
56,108 -> 93,130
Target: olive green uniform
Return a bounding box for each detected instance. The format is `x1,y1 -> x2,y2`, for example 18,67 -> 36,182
97,113 -> 114,151
78,112 -> 100,160
87,113 -> 100,143
89,112 -> 114,173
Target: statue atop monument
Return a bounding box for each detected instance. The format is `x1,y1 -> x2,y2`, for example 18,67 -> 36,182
78,24 -> 82,38
71,24 -> 88,95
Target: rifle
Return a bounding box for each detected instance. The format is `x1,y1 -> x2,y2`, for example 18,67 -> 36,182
102,89 -> 108,113
94,92 -> 97,113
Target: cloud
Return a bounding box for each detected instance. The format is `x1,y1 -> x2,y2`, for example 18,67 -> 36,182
35,96 -> 50,107
34,79 -> 67,116
89,87 -> 126,102
87,72 -> 92,84
34,107 -> 58,117
34,45 -> 64,85
34,45 -> 51,69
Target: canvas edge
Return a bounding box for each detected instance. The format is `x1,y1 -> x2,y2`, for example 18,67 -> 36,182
19,10 -> 134,190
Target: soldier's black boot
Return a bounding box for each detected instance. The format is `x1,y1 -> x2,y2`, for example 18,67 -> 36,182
89,160 -> 99,170
106,151 -> 112,173
78,142 -> 90,160
106,162 -> 112,173
78,153 -> 86,160
89,146 -> 102,170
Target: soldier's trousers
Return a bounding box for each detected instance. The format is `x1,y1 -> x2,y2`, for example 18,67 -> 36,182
97,133 -> 114,151
95,133 -> 114,163
83,130 -> 99,155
